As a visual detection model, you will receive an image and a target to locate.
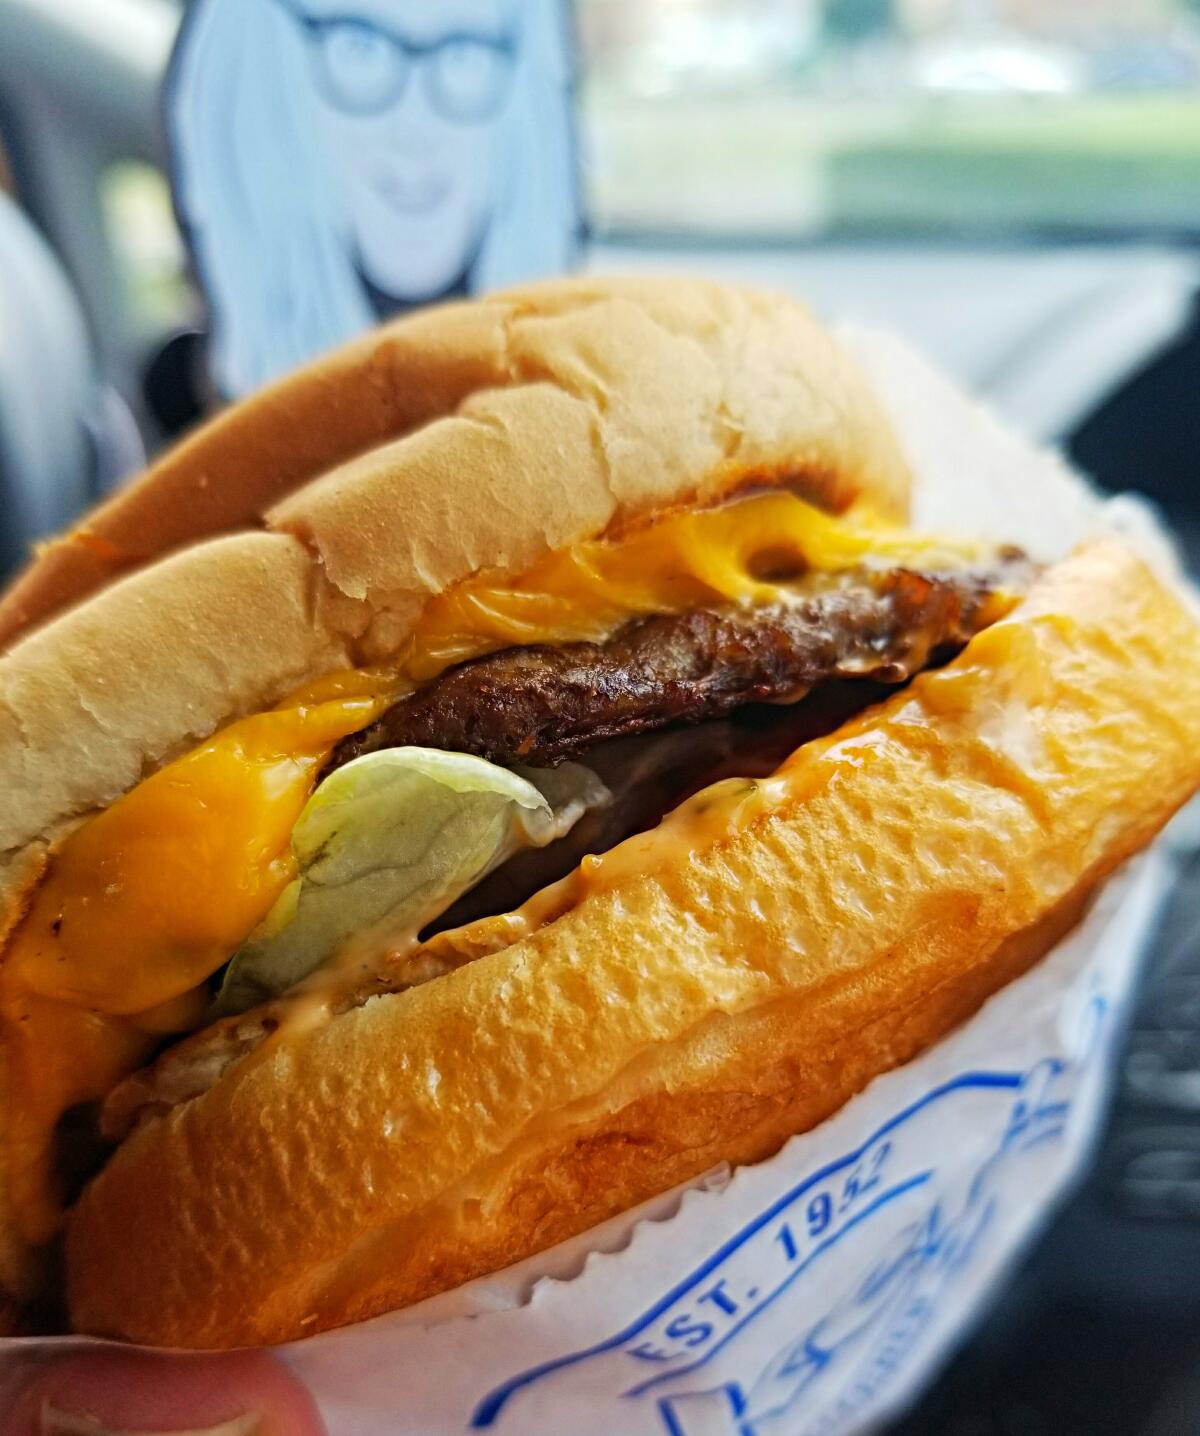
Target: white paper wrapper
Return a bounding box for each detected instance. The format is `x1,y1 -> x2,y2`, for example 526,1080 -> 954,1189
279,848 -> 1169,1436
1,330 -> 1192,1434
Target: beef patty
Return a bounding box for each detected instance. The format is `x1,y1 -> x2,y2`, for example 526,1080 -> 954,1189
102,558 -> 1032,1141
330,558 -> 1030,774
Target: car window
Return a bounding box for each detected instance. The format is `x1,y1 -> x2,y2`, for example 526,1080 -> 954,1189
99,159 -> 192,332
578,0 -> 1200,241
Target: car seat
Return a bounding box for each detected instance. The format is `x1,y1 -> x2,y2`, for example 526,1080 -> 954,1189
0,190 -> 143,581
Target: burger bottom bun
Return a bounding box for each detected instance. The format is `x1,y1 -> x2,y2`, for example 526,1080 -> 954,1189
65,541 -> 1200,1348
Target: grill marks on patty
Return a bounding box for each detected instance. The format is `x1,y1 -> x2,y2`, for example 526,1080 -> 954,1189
330,558 -> 1030,774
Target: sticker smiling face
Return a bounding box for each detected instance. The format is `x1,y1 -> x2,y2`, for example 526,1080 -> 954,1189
167,0 -> 578,395
287,0 -> 517,302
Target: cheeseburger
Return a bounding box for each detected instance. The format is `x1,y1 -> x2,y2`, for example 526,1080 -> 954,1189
0,279 -> 1196,1349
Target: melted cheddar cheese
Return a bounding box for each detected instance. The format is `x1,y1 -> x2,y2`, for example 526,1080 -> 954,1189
399,489 -> 991,682
0,489 -> 991,1243
0,692 -> 389,1240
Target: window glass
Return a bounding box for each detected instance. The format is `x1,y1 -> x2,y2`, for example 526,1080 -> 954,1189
98,159 -> 193,331
577,0 -> 1200,239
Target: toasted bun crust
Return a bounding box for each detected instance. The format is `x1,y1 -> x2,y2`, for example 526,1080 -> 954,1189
66,542 -> 1200,1348
0,279 -> 910,860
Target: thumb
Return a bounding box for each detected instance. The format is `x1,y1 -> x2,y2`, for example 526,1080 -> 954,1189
2,1350 -> 326,1436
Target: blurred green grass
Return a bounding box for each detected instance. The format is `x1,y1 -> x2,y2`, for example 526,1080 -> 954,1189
584,93 -> 1200,236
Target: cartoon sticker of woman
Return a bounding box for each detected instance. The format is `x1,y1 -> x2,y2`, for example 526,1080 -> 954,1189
166,0 -> 581,396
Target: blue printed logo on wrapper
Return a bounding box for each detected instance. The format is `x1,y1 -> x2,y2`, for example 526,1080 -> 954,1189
165,0 -> 580,397
472,996 -> 1110,1436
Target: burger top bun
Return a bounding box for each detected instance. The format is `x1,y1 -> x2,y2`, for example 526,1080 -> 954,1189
0,279 -> 911,857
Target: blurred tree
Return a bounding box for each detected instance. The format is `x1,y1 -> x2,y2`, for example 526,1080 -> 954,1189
824,0 -> 896,40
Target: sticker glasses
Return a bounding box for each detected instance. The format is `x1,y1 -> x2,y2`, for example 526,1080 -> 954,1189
275,2 -> 517,122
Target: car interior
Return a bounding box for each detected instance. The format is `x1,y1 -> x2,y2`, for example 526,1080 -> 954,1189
0,1 -> 1198,1429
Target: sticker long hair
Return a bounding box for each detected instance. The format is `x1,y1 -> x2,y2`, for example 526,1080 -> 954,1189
168,0 -> 580,396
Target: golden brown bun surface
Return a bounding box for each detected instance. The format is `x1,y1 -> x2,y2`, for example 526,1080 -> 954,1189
0,278 -> 910,859
66,541 -> 1200,1348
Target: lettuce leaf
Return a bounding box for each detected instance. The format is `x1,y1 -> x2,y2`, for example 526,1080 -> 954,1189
215,749 -> 607,1015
